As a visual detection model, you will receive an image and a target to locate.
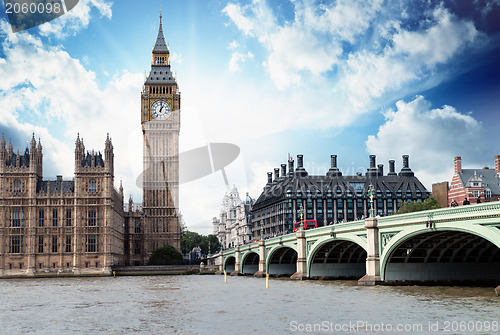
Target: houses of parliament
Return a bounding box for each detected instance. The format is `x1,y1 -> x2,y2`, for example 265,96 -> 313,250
0,15 -> 180,276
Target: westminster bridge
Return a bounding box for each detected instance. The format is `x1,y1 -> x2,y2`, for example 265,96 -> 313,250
220,202 -> 500,284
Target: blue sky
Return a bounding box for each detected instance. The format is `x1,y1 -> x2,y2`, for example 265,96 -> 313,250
1,0 -> 499,234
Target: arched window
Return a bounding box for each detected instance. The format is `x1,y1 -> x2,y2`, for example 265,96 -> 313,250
485,189 -> 492,198
13,180 -> 21,193
88,180 -> 97,193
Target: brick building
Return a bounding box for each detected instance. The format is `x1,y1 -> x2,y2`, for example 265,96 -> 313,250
448,156 -> 500,205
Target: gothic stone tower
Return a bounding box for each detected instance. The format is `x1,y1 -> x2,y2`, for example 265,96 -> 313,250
141,14 -> 181,256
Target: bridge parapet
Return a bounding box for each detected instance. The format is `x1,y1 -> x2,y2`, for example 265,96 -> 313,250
378,201 -> 500,227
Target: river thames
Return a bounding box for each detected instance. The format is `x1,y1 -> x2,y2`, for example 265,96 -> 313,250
0,275 -> 498,334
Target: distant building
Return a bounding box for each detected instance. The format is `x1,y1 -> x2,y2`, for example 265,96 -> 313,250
212,186 -> 254,249
432,181 -> 449,208
448,156 -> 500,205
251,154 -> 430,240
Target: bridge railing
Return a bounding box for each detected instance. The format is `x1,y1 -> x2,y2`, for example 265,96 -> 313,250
378,201 -> 500,226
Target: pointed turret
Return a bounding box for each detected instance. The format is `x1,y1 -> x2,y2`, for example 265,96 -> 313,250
146,13 -> 176,85
153,13 -> 169,54
0,134 -> 5,164
0,134 -> 5,171
105,133 -> 113,152
74,134 -> 84,171
30,133 -> 36,165
36,137 -> 43,178
30,133 -> 36,149
104,133 -> 114,173
8,139 -> 13,157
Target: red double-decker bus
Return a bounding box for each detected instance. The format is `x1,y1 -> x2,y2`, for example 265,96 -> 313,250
293,220 -> 317,232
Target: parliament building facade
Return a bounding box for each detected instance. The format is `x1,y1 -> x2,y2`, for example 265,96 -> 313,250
0,15 -> 180,276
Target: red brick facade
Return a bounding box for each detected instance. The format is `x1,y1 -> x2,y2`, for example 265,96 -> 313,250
448,156 -> 500,206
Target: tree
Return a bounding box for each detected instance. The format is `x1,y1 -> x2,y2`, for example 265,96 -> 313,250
180,231 -> 203,254
396,197 -> 441,214
149,244 -> 184,265
180,230 -> 221,255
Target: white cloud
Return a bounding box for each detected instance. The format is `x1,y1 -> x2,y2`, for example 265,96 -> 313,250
170,52 -> 183,65
366,96 -> 485,189
227,40 -> 239,49
228,51 -> 253,72
0,19 -> 144,200
222,3 -> 255,36
223,0 -> 383,90
222,1 -> 483,122
38,0 -> 112,38
392,6 -> 478,67
340,6 -> 480,112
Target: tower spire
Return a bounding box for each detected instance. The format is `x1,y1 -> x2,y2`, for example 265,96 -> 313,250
153,10 -> 168,54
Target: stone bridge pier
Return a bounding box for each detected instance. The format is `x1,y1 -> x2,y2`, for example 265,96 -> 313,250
358,217 -> 383,286
254,240 -> 266,278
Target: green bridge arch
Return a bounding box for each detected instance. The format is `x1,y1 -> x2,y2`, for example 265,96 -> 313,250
380,224 -> 500,281
306,235 -> 368,278
219,202 -> 500,284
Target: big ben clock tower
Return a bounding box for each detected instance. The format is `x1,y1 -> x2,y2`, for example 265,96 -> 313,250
141,13 -> 181,256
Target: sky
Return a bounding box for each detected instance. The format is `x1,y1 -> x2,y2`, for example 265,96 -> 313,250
1,0 -> 499,235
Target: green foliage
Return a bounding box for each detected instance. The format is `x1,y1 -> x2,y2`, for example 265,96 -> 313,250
396,197 -> 441,214
149,244 -> 184,265
180,230 -> 221,255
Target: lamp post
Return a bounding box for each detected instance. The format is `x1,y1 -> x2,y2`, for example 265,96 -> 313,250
260,221 -> 264,241
297,204 -> 305,230
368,182 -> 375,218
237,231 -> 240,246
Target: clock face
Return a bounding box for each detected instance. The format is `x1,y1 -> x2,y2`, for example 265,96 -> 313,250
150,100 -> 171,120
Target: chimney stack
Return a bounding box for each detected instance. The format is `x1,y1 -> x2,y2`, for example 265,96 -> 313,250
295,154 -> 308,177
388,160 -> 396,175
366,155 -> 378,177
297,154 -> 304,168
495,155 -> 500,173
327,154 -> 342,177
331,155 -> 337,168
281,164 -> 287,177
267,172 -> 272,184
378,164 -> 383,176
398,155 -> 414,176
454,156 -> 462,174
370,155 -> 376,168
274,168 -> 279,181
288,159 -> 294,177
403,155 -> 409,169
